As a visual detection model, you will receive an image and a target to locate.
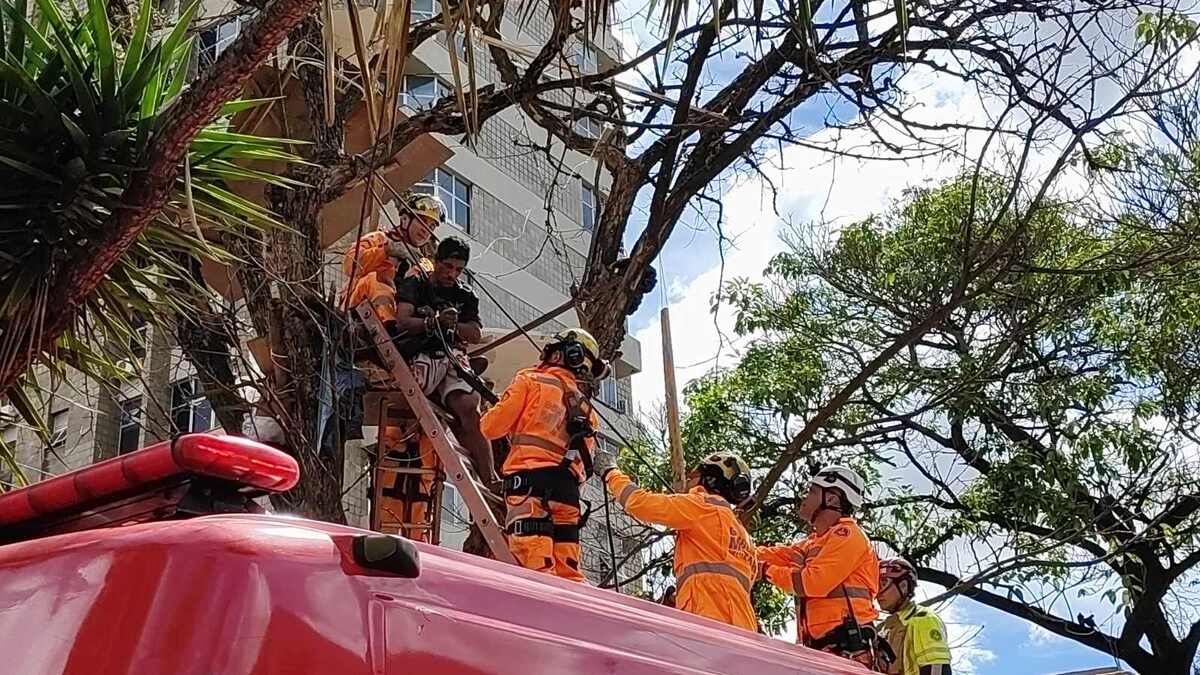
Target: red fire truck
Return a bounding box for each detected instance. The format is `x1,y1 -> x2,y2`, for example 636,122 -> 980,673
0,433 -> 865,674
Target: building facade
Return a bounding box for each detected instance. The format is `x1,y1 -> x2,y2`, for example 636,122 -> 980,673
0,4 -> 643,587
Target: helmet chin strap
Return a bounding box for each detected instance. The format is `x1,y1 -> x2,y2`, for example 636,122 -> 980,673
814,487 -> 845,519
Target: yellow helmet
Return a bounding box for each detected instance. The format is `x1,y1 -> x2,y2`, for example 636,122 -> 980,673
408,193 -> 447,223
544,328 -> 609,379
699,452 -> 751,481
697,452 -> 753,503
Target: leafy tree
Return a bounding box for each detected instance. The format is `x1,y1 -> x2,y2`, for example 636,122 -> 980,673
0,0 -> 304,483
683,171 -> 1200,672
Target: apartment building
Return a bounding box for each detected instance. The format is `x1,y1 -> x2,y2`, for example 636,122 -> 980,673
0,4 -> 644,586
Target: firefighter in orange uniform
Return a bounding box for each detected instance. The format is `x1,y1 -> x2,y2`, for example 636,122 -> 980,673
757,465 -> 880,665
341,193 -> 444,324
595,451 -> 759,631
479,329 -> 608,582
377,426 -> 440,543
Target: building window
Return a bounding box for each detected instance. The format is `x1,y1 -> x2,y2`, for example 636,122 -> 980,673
199,17 -> 241,67
581,183 -> 597,231
415,167 -> 471,231
599,376 -> 619,407
400,75 -> 450,110
171,378 -> 212,435
575,41 -> 598,75
128,315 -> 148,361
575,116 -> 602,139
49,410 -> 68,449
411,0 -> 435,20
118,397 -> 143,454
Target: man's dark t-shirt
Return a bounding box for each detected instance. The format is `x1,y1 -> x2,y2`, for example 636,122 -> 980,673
394,275 -> 481,354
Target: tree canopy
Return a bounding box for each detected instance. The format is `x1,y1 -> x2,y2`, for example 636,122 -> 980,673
678,146 -> 1200,670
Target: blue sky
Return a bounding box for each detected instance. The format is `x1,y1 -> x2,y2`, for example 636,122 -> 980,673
609,10 -> 1149,669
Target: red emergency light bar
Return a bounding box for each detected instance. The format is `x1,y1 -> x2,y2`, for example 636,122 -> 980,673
0,433 -> 298,542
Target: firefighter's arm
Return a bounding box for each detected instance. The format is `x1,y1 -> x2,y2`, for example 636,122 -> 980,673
757,544 -> 803,568
605,469 -> 703,530
342,234 -> 388,277
479,373 -> 529,440
907,613 -> 952,669
393,300 -> 431,334
791,527 -> 867,598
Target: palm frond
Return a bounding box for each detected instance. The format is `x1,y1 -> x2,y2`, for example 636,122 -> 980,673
0,0 -> 299,441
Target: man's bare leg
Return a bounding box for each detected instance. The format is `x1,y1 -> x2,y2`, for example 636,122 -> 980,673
446,390 -> 498,489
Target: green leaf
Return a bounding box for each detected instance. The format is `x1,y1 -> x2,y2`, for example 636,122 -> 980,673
6,0 -> 28,69
220,97 -> 285,116
159,1 -> 200,69
5,379 -> 50,449
119,0 -> 154,84
0,59 -> 61,130
120,43 -> 162,110
161,37 -> 194,104
85,0 -> 114,98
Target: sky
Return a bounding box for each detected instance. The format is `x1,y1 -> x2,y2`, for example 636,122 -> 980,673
601,2 -> 1185,670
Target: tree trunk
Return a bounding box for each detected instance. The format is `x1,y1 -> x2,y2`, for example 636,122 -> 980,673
265,179 -> 348,523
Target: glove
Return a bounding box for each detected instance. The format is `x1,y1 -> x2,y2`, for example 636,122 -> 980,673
592,448 -> 618,481
436,307 -> 459,331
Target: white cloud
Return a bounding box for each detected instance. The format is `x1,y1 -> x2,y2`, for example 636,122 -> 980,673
939,600 -> 997,675
1026,623 -> 1065,648
631,65 -> 989,409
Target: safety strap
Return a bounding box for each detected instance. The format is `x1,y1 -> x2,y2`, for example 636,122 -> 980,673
676,561 -> 752,595
553,523 -> 580,543
509,370 -> 595,474
807,622 -> 878,651
508,518 -> 555,537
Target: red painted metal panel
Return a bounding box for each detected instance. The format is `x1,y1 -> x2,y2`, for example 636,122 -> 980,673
0,514 -> 868,675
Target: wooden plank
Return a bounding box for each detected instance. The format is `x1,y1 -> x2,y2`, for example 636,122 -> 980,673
661,307 -> 687,492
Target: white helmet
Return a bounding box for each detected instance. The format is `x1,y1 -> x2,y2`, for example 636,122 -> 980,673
810,465 -> 866,511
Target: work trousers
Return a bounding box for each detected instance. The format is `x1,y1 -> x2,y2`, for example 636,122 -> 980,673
504,467 -> 585,583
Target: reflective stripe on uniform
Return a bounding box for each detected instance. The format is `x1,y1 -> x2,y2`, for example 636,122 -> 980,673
511,433 -> 566,454
792,575 -> 872,600
676,561 -> 752,595
530,373 -> 567,390
618,483 -> 638,506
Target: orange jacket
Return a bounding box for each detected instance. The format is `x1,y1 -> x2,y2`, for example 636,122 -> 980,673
758,518 -> 879,643
480,366 -> 598,483
606,470 -> 758,632
342,232 -> 398,294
